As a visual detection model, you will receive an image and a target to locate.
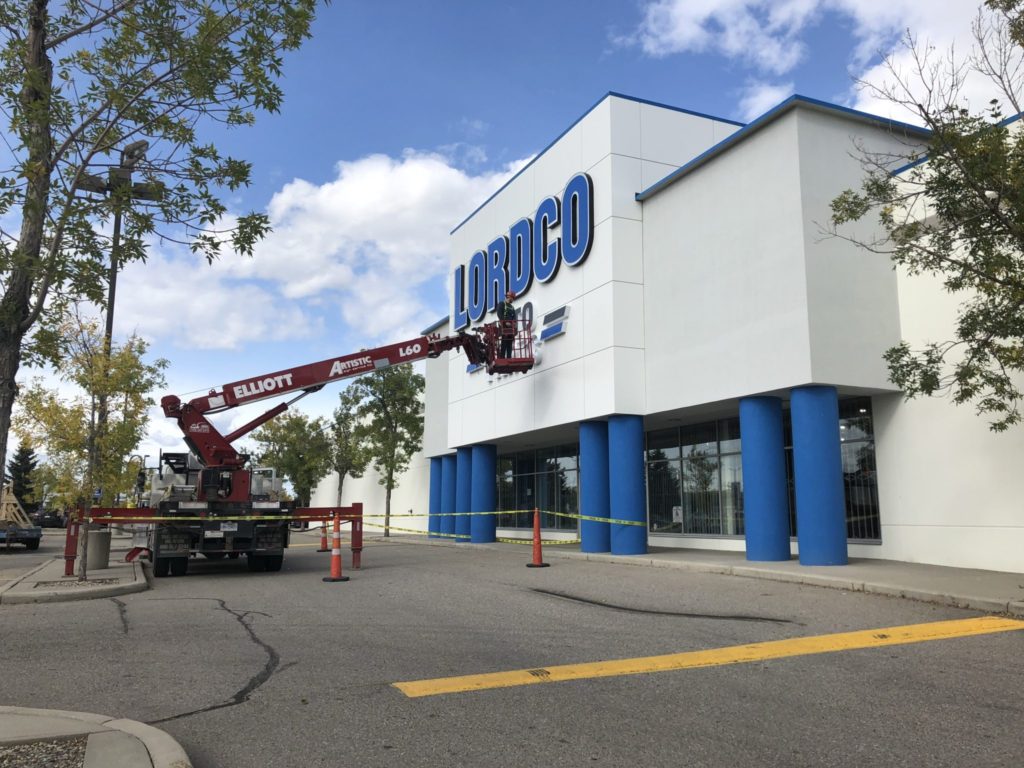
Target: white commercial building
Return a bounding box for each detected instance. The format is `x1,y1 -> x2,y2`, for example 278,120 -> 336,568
315,92 -> 1024,576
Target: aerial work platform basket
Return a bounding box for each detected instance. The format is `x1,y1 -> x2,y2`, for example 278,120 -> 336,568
479,320 -> 534,375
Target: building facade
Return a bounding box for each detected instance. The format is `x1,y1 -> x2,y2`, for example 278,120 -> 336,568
317,92 -> 1024,575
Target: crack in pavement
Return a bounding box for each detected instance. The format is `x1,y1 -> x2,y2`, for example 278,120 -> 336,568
147,598 -> 281,725
110,597 -> 129,635
531,588 -> 801,625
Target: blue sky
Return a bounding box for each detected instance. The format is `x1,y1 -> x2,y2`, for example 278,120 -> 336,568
50,0 -> 993,461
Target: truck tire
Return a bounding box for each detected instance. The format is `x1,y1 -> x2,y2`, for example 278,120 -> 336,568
264,554 -> 283,572
170,557 -> 189,577
247,554 -> 265,572
154,558 -> 171,578
25,539 -> 40,551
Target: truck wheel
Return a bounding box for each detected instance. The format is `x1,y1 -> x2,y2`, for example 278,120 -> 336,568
154,558 -> 171,578
247,554 -> 266,572
170,557 -> 189,577
264,554 -> 283,572
25,539 -> 40,551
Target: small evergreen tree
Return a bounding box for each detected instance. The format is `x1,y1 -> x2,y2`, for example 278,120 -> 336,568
6,442 -> 38,510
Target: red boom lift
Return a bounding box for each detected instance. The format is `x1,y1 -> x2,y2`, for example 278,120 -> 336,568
93,318 -> 533,576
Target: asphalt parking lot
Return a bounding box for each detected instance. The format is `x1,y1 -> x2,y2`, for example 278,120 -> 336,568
2,531 -> 1023,767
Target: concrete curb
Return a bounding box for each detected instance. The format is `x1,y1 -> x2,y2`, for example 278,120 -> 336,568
0,706 -> 191,768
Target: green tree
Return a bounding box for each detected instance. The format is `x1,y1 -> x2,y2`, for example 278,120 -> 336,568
829,3 -> 1024,431
347,364 -> 424,537
251,412 -> 332,506
12,311 -> 167,508
330,387 -> 368,506
0,0 -> 322,485
6,441 -> 38,510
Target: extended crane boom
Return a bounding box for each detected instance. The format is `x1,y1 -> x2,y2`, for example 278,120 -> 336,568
105,319 -> 532,578
160,321 -> 532,503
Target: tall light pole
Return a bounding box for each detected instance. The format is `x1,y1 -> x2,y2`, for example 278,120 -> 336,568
80,140 -> 162,357
77,142 -> 162,579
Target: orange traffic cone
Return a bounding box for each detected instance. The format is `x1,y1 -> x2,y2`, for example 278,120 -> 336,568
526,508 -> 549,568
322,512 -> 350,582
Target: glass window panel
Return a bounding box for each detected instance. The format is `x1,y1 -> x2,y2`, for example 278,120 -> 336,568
720,454 -> 744,535
681,452 -> 721,534
555,456 -> 577,474
719,417 -> 742,454
647,461 -> 682,533
646,428 -> 680,460
558,469 -> 579,531
556,444 -> 578,468
681,422 -> 717,457
515,452 -> 536,475
839,397 -> 874,440
842,441 -> 879,541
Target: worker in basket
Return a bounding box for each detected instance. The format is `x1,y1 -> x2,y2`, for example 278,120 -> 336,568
499,290 -> 517,358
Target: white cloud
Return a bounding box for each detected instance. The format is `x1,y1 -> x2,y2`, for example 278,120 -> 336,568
628,0 -> 820,74
737,80 -> 795,120
115,150 -> 526,351
627,0 -> 1015,124
115,244 -> 320,351
221,150 -> 524,343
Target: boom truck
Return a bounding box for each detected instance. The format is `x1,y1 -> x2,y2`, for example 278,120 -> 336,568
96,319 -> 533,577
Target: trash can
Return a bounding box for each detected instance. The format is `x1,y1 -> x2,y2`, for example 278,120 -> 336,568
86,528 -> 112,570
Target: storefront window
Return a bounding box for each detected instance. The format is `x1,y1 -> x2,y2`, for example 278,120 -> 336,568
783,396 -> 881,542
497,444 -> 579,531
646,419 -> 744,537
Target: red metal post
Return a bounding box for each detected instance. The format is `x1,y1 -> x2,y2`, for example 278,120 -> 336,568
526,507 -> 549,568
351,502 -> 363,570
322,512 -> 349,583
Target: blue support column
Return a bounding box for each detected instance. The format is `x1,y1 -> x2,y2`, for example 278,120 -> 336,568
428,457 -> 442,539
739,396 -> 790,561
470,444 -> 497,543
440,454 -> 457,540
608,415 -> 647,555
455,447 -> 472,543
790,385 -> 848,565
579,421 -> 610,553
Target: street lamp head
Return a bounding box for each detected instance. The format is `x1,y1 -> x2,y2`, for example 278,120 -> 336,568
120,140 -> 150,168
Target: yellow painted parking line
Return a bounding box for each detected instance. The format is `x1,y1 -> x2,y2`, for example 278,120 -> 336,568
393,616 -> 1024,698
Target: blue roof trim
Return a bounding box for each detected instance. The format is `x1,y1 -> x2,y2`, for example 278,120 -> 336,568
421,316 -> 449,335
449,92 -> 743,236
635,95 -> 933,202
891,109 -> 1024,177
605,91 -> 745,127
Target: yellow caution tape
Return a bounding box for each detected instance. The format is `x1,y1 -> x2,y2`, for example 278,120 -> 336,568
88,508 -> 645,527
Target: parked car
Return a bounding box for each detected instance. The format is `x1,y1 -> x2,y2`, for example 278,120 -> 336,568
30,509 -> 65,528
